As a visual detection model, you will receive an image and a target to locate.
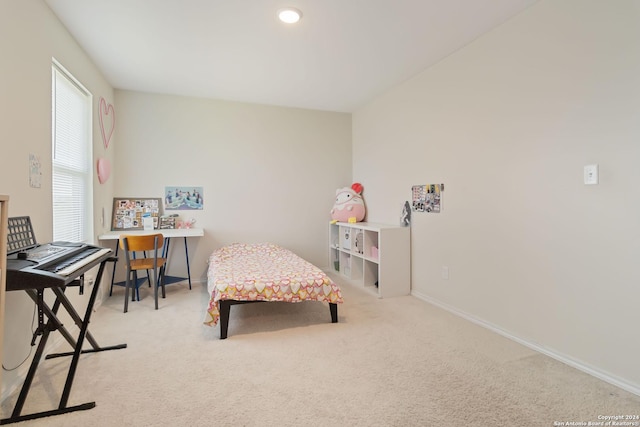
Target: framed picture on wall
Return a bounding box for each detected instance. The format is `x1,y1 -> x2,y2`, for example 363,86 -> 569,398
164,186 -> 204,210
111,197 -> 162,231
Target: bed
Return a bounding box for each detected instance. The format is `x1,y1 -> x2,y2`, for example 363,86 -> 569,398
204,243 -> 344,339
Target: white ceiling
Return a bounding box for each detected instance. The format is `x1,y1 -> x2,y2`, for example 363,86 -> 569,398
44,0 -> 539,113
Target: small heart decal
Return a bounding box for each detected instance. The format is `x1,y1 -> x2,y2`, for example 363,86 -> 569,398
96,157 -> 111,184
99,97 -> 115,150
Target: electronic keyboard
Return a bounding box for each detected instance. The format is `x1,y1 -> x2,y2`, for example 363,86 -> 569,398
6,243 -> 112,291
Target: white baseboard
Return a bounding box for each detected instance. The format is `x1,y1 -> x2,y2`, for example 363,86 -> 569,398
411,290 -> 640,397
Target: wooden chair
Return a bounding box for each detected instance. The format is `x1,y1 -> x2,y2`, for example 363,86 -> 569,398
119,233 -> 167,312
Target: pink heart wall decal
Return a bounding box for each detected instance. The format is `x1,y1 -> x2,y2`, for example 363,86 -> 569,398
99,97 -> 115,150
97,157 -> 111,184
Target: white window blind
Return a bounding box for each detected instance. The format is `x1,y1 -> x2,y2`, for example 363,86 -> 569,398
52,61 -> 93,243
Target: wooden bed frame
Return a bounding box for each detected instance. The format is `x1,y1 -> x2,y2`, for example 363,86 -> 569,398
218,300 -> 339,339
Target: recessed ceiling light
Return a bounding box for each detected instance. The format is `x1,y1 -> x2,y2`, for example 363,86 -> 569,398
278,7 -> 302,24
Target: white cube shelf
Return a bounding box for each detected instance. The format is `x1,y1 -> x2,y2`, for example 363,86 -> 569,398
329,221 -> 410,298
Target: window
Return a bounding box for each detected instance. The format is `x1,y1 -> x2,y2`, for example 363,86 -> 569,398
52,60 -> 93,243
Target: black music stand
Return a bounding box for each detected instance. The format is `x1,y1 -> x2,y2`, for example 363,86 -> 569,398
1,217 -> 127,425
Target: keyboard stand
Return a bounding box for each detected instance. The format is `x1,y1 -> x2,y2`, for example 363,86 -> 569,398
0,258 -> 127,425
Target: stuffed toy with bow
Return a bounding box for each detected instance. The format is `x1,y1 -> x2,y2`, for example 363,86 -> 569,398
330,182 -> 366,222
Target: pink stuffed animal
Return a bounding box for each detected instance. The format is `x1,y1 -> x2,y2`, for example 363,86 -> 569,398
331,183 -> 366,222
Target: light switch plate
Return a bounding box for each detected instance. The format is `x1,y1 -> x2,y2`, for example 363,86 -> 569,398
584,164 -> 598,185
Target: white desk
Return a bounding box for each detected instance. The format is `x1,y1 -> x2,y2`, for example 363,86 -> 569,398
98,228 -> 204,240
98,228 -> 204,294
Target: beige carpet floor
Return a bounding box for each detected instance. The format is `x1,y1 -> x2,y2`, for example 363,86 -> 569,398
2,279 -> 639,427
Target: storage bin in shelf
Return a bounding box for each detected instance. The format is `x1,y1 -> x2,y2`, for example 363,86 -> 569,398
353,229 -> 364,255
339,251 -> 363,281
339,225 -> 352,250
328,221 -> 409,298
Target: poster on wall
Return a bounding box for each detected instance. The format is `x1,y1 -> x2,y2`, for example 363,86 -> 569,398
164,186 -> 204,210
111,197 -> 162,230
412,184 -> 443,213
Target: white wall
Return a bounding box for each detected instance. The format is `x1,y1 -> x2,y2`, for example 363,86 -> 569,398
0,0 -> 115,399
353,0 -> 640,393
110,91 -> 352,281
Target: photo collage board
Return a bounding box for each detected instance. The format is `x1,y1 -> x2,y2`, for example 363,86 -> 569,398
111,197 -> 162,230
411,184 -> 443,213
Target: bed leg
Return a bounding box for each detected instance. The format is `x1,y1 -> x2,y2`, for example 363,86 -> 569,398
219,300 -> 230,339
329,303 -> 338,323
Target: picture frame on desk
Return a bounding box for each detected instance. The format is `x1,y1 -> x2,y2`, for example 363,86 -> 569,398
111,197 -> 162,231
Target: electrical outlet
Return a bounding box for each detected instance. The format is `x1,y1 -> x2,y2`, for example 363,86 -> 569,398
441,266 -> 449,280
